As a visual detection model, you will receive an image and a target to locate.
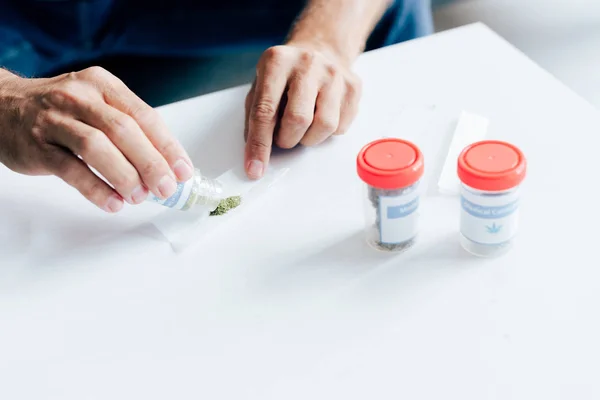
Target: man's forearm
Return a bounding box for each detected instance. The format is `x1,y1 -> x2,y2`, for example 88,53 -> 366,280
0,69 -> 20,93
0,69 -> 14,83
287,0 -> 392,64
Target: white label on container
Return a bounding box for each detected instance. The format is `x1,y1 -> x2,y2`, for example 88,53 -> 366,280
378,191 -> 420,244
460,186 -> 520,245
146,178 -> 194,210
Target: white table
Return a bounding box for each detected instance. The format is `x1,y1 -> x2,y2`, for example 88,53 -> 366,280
1,23 -> 599,399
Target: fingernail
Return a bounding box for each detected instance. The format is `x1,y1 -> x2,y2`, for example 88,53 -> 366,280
173,159 -> 193,181
246,160 -> 264,180
130,185 -> 148,204
158,175 -> 177,199
105,195 -> 124,213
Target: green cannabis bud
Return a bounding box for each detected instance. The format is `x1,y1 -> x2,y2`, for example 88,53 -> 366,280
210,196 -> 242,216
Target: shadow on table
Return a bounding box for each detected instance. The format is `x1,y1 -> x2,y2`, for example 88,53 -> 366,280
349,232 -> 485,300
290,231 -> 393,273
253,231 -> 388,297
256,231 -> 483,302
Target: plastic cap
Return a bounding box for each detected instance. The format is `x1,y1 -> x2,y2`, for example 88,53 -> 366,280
357,138 -> 424,189
458,140 -> 526,192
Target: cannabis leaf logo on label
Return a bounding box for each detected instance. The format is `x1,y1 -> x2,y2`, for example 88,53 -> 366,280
486,222 -> 502,234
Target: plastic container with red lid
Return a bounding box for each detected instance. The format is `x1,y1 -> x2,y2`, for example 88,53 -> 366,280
357,138 -> 424,252
457,140 -> 527,257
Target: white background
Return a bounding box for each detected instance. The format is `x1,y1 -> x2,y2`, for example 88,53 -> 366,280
435,0 -> 600,107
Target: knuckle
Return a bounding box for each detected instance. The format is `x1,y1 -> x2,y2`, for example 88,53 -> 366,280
299,49 -> 316,65
31,111 -> 51,139
86,65 -> 107,76
81,179 -> 106,200
131,105 -> 159,126
138,158 -> 164,179
30,125 -> 45,144
251,100 -> 278,124
65,71 -> 79,81
288,71 -> 303,86
346,78 -> 362,98
129,103 -> 153,119
324,64 -> 338,79
111,173 -> 137,192
316,116 -> 338,133
345,81 -> 357,97
249,137 -> 270,154
276,137 -> 296,150
283,110 -> 312,128
262,46 -> 285,64
80,66 -> 110,81
259,81 -> 278,96
47,82 -> 84,106
75,130 -> 102,156
108,115 -> 138,139
157,138 -> 179,157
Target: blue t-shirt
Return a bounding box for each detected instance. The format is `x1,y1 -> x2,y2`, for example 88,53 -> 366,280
1,0 -> 431,77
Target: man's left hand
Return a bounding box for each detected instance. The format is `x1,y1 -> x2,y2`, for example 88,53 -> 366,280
244,42 -> 362,179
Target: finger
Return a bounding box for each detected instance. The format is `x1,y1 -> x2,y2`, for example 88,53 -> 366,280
300,77 -> 343,147
48,148 -> 124,213
245,59 -> 289,179
244,81 -> 256,142
334,79 -> 361,135
43,110 -> 149,204
78,67 -> 194,182
277,73 -> 319,149
72,99 -> 178,200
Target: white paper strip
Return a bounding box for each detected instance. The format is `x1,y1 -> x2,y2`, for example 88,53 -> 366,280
437,111 -> 489,195
151,165 -> 289,252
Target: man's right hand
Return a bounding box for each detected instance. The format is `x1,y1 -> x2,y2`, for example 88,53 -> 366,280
0,67 -> 194,213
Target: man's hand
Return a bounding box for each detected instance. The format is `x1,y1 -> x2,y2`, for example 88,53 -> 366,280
244,42 -> 361,179
0,67 -> 194,212
243,0 -> 391,180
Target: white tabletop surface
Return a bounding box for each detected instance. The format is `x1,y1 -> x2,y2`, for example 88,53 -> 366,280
1,23 -> 599,399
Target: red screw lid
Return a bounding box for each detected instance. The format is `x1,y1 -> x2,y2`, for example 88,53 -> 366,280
458,140 -> 526,192
357,138 -> 424,189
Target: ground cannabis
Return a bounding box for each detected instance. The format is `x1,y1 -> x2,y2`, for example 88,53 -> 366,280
368,185 -> 418,252
210,196 -> 242,216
